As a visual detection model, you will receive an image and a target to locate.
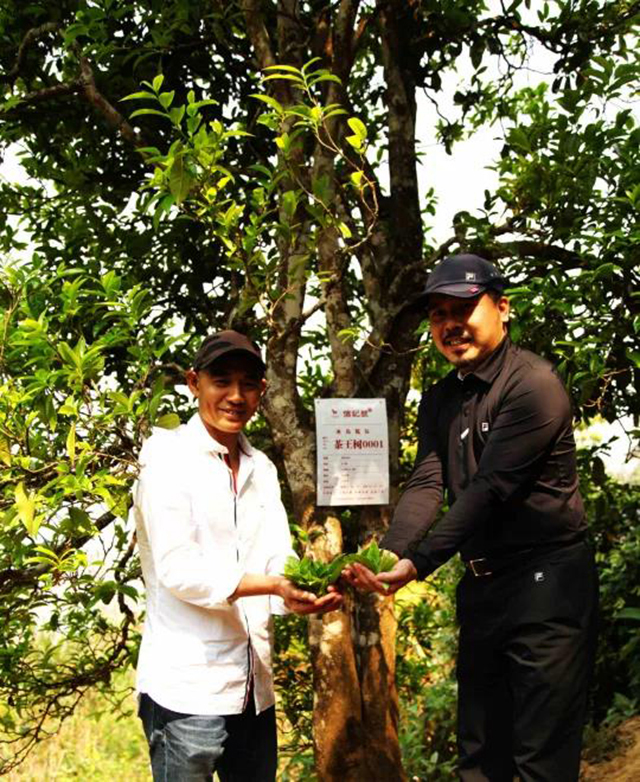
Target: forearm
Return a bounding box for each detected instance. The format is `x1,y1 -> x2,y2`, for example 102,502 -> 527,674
229,573 -> 286,601
230,573 -> 343,615
382,484 -> 442,555
407,478 -> 498,578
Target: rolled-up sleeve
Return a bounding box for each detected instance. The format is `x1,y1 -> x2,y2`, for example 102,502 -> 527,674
136,442 -> 243,608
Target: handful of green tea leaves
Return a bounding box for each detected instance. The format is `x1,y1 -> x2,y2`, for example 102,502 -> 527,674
283,541 -> 398,595
283,554 -> 348,595
348,540 -> 398,575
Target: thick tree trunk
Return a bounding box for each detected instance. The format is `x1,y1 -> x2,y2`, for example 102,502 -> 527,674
244,2 -> 424,778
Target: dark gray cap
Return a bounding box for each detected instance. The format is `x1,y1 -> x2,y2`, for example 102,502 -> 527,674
419,254 -> 508,301
193,330 -> 265,372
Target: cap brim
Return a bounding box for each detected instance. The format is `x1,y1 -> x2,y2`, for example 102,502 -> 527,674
411,282 -> 488,306
429,282 -> 488,298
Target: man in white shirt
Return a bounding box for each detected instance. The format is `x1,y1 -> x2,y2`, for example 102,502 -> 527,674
133,330 -> 341,781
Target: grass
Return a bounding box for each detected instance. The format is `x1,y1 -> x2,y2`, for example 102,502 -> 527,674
5,675 -> 149,782
4,672 -> 313,781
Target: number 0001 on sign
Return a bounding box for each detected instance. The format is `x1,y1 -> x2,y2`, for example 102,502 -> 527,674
315,398 -> 389,506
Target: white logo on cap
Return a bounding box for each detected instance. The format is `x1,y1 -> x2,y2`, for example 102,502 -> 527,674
465,272 -> 476,281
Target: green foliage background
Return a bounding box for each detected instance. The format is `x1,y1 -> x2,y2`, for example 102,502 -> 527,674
1,0 -> 640,776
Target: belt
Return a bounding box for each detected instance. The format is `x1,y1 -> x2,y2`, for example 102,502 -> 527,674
464,539 -> 584,578
465,551 -> 533,577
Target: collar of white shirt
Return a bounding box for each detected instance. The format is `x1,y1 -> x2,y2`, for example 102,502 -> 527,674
184,411 -> 255,458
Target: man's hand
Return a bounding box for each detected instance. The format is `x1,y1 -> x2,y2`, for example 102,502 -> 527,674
376,558 -> 418,594
342,558 -> 418,595
278,578 -> 343,615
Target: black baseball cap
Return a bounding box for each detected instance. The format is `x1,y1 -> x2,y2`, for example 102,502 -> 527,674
192,330 -> 265,373
418,254 -> 508,302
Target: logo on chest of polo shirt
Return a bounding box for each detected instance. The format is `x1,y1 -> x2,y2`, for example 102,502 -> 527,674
481,422 -> 489,432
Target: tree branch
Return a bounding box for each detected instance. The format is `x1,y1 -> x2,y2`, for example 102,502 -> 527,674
241,0 -> 277,68
483,239 -> 586,268
0,82 -> 82,119
0,22 -> 61,85
76,53 -> 142,148
0,509 -> 115,597
1,42 -> 143,149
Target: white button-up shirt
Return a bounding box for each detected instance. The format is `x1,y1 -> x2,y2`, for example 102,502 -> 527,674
133,413 -> 296,715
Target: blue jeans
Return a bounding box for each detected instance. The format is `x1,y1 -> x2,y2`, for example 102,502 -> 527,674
138,692 -> 277,781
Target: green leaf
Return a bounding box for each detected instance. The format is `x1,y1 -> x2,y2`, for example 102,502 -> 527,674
15,483 -> 38,537
347,117 -> 367,141
129,108 -> 170,120
168,156 -> 194,205
58,341 -> 80,369
156,413 -> 181,429
263,64 -> 304,74
352,542 -> 398,574
617,607 -> 640,622
120,91 -> 157,102
626,349 -> 640,368
158,90 -> 175,109
153,194 -> 175,230
0,437 -> 10,466
337,221 -> 352,239
152,73 -> 164,92
169,105 -> 186,126
68,507 -> 93,533
309,73 -> 342,86
300,58 -> 322,74
508,127 -> 531,152
283,555 -> 344,594
282,190 -> 298,219
66,422 -> 77,462
250,94 -> 284,113
263,73 -> 305,85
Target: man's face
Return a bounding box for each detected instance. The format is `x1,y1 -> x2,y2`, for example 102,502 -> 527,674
186,355 -> 266,441
428,292 -> 510,373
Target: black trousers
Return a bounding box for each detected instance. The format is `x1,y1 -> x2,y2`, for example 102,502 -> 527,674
456,540 -> 598,782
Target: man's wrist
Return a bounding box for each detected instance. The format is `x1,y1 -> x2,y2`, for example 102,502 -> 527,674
399,557 -> 418,579
402,548 -> 436,580
272,575 -> 287,598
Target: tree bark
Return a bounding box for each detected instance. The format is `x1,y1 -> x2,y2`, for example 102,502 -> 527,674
241,2 -> 424,779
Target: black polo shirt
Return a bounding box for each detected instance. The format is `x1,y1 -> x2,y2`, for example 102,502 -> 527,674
382,337 -> 586,579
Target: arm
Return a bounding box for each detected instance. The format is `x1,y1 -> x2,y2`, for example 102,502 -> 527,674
237,458 -> 342,614
408,366 -> 572,578
230,573 -> 342,614
344,388 -> 444,593
381,386 -> 445,555
135,448 -> 244,608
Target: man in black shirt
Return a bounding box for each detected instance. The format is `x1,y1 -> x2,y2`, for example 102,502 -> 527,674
345,254 -> 598,781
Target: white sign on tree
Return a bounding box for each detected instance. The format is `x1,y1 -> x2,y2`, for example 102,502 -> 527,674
315,398 -> 389,506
